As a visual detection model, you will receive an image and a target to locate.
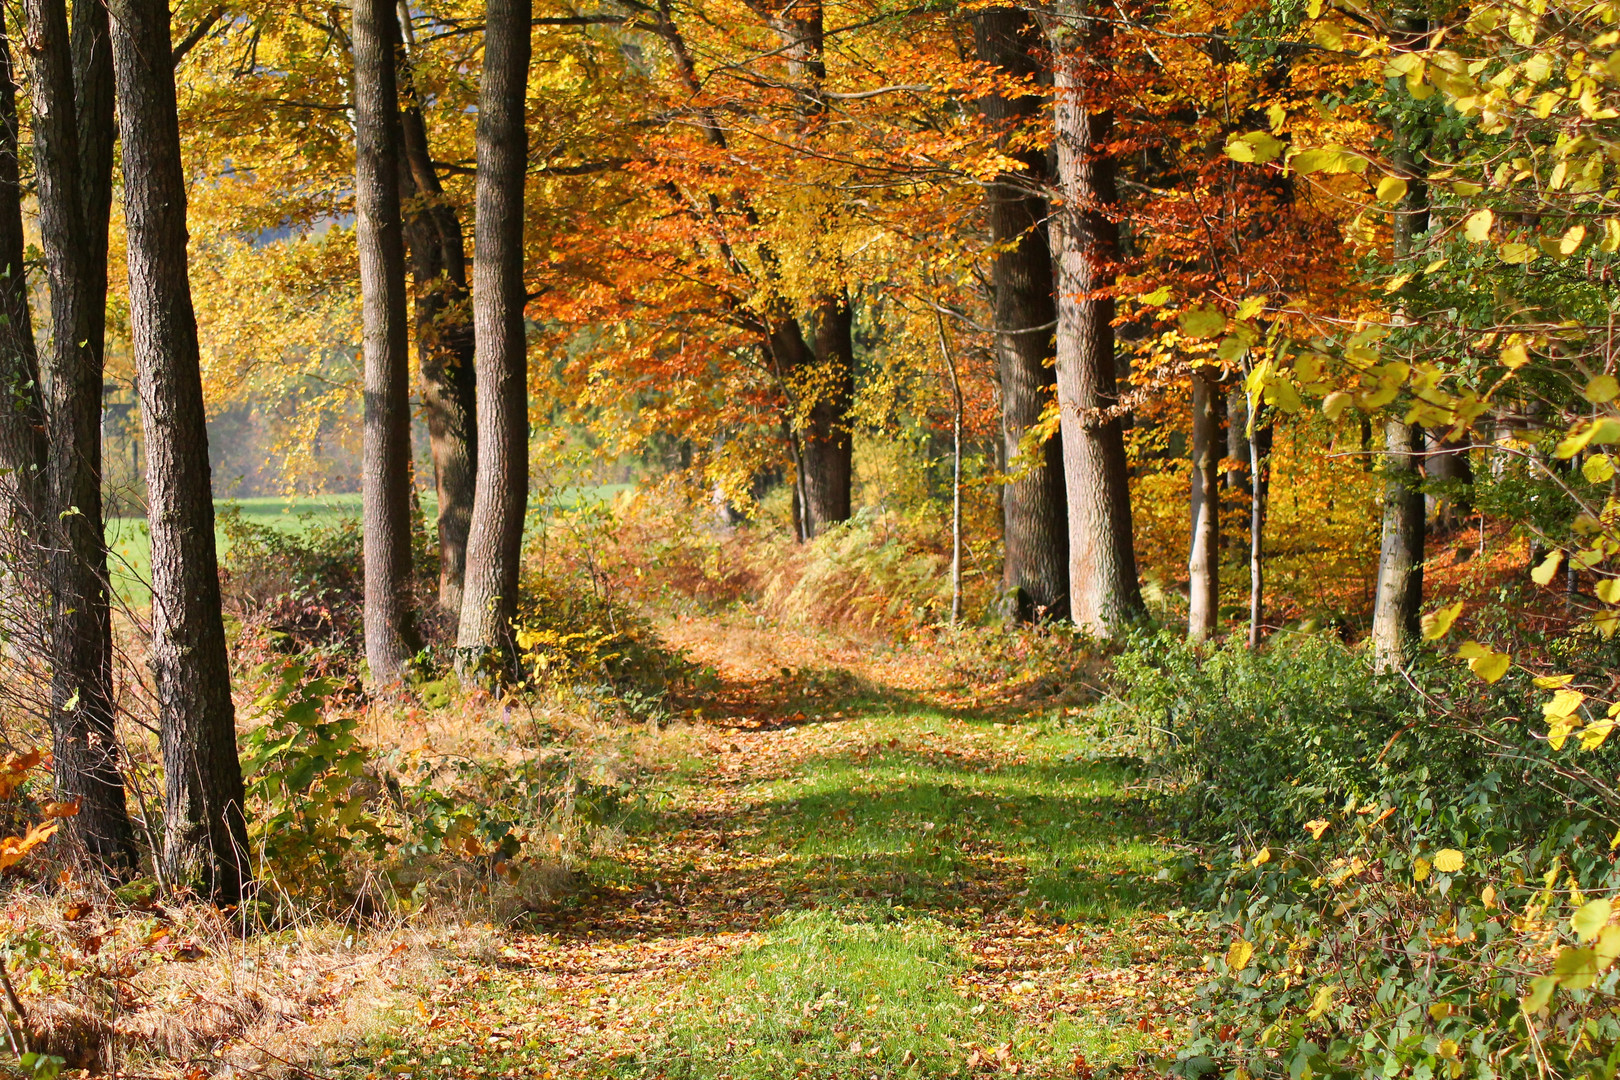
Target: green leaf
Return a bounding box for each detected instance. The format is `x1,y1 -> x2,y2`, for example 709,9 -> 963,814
1555,946 -> 1600,990
1584,375 -> 1618,403
1179,306 -> 1227,338
1525,974 -> 1559,1012
1573,898 -> 1612,942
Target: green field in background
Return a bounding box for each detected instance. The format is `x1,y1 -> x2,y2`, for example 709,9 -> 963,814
106,485 -> 628,606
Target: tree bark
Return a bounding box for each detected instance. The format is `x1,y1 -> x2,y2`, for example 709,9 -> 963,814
798,296 -> 854,535
972,8 -> 1068,623
397,6 -> 476,623
457,0 -> 531,664
110,0 -> 249,901
1047,3 -> 1142,637
1370,419 -> 1425,669
1188,368 -> 1220,641
354,0 -> 416,684
22,0 -> 135,873
1371,14 -> 1430,671
0,5 -> 43,516
1425,432 -> 1473,525
1246,416 -> 1272,649
1225,387 -> 1250,494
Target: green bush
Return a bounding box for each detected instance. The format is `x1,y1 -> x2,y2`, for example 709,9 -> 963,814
1112,634 -> 1620,1079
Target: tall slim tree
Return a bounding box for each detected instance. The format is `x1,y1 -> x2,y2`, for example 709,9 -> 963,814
457,0 -> 532,663
1047,1 -> 1142,636
110,0 -> 249,900
1188,367 -> 1220,640
354,0 -> 416,683
22,0 -> 135,871
972,8 -> 1069,623
396,7 -> 476,624
1371,12 -> 1430,670
0,6 -> 43,515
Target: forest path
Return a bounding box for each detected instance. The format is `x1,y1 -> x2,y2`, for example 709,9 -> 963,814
329,616 -> 1200,1079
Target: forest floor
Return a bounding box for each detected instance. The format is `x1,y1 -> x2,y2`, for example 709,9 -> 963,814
304,615 -> 1206,1080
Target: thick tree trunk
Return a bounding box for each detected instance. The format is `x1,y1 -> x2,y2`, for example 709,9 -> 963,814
354,0 -> 416,684
972,8 -> 1068,623
1425,433 -> 1473,525
1188,368 -> 1220,641
1370,419 -> 1425,669
397,7 -> 476,622
110,0 -> 249,901
799,296 -> 854,535
0,6 -> 43,515
1225,387 -> 1250,494
457,0 -> 531,663
22,0 -> 135,873
1048,5 -> 1142,636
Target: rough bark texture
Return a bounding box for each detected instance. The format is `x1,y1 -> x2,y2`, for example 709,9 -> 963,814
1188,368 -> 1220,641
457,0 -> 531,662
354,0 -> 416,683
22,0 -> 135,873
1048,5 -> 1142,636
111,0 -> 249,901
397,8 -> 476,622
1246,418 -> 1272,649
972,8 -> 1068,623
1371,419 -> 1426,669
0,6 -> 43,514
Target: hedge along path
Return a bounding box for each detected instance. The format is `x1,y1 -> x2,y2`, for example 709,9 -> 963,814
329,615 -> 1205,1079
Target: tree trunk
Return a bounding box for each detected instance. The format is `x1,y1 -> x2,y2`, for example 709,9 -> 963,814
1370,419 -> 1425,669
457,0 -> 530,664
1246,416 -> 1273,649
798,296 -> 854,535
22,0 -> 135,873
1225,387 -> 1250,494
110,0 -> 249,901
1188,368 -> 1220,641
1371,13 -> 1430,671
0,5 -> 43,515
1425,433 -> 1473,525
972,8 -> 1068,623
397,5 -> 476,623
1048,4 -> 1142,636
354,0 -> 416,684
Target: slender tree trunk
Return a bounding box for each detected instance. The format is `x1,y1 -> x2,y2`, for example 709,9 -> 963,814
354,0 -> 416,684
22,0 -> 135,873
972,8 -> 1068,623
457,0 -> 531,663
934,311 -> 964,626
1246,416 -> 1272,649
0,7 -> 43,515
1425,433 -> 1473,525
1188,368 -> 1220,641
1047,3 -> 1141,636
110,0 -> 249,901
1371,420 -> 1425,669
1371,14 -> 1430,671
396,5 -> 476,623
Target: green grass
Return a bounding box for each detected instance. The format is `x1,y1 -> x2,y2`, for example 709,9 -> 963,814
104,485 -> 629,605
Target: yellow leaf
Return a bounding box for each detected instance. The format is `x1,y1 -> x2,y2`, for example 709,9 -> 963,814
1604,218 -> 1620,253
1376,176 -> 1409,204
1438,1039 -> 1460,1060
1535,674 -> 1575,689
1598,924 -> 1620,965
1597,578 -> 1620,604
1251,847 -> 1272,866
1227,939 -> 1255,970
1464,209 -> 1494,242
1500,343 -> 1530,369
1306,984 -> 1334,1019
1580,718 -> 1615,749
1532,550 -> 1564,585
1414,857 -> 1432,882
1433,849 -> 1466,873
1499,241 -> 1537,264
1322,391 -> 1352,420
1421,600 -> 1464,640
1469,650 -> 1511,683
1585,375 -> 1619,404
1584,454 -> 1615,484
1304,818 -> 1331,840
1561,224 -> 1588,255
1543,688 -> 1586,719
1384,272 -> 1413,292
1482,884 -> 1497,908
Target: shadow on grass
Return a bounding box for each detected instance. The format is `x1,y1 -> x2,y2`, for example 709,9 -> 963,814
528,744 -> 1171,940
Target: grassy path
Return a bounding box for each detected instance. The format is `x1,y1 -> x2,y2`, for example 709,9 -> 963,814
328,621 -> 1201,1079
